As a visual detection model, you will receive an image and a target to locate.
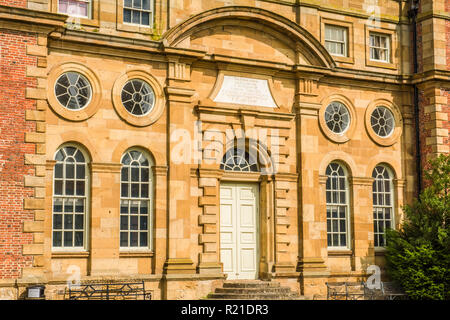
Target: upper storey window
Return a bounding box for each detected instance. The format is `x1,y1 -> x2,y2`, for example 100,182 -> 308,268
58,0 -> 92,19
324,25 -> 347,57
369,33 -> 390,63
123,0 -> 152,26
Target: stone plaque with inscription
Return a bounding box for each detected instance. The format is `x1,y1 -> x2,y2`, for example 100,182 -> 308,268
213,75 -> 277,108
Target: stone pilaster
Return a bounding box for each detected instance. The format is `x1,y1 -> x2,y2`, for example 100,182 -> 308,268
272,173 -> 298,276
163,56 -> 197,274
88,162 -> 122,276
197,169 -> 223,274
349,176 -> 375,272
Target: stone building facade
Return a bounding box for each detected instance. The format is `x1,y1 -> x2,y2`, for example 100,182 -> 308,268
0,0 -> 448,299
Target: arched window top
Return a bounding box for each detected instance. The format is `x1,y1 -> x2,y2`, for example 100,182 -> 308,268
121,149 -> 151,167
326,162 -> 346,177
220,148 -> 259,172
372,164 -> 393,180
55,146 -> 86,163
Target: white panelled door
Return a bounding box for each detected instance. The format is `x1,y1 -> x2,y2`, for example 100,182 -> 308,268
220,183 -> 259,280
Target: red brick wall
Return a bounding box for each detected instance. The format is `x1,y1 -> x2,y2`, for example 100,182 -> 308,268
0,28 -> 37,279
0,0 -> 27,8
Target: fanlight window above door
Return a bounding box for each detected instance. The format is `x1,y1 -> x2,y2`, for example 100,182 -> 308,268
220,148 -> 259,172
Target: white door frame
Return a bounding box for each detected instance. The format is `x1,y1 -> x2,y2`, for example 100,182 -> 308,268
219,182 -> 260,280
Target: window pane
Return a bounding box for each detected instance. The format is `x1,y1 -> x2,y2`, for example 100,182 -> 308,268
66,164 -> 74,179
133,0 -> 141,9
54,199 -> 63,212
120,232 -> 128,247
64,199 -> 74,212
64,231 -> 73,246
142,0 -> 150,10
121,167 -> 128,181
65,180 -> 75,195
120,215 -> 128,230
131,167 -> 139,182
75,199 -> 84,213
120,201 -> 129,214
130,201 -> 139,214
53,214 -> 62,229
141,183 -> 149,198
53,231 -> 62,247
140,201 -> 148,214
142,12 -> 150,26
76,164 -> 85,179
64,214 -> 73,229
332,220 -> 338,232
76,181 -> 85,196
140,232 -> 148,247
132,10 -> 140,24
74,231 -> 83,246
130,215 -> 138,230
54,180 -> 63,195
140,216 -> 148,230
55,164 -> 63,178
131,183 -> 139,197
75,214 -> 84,229
130,232 -> 138,247
141,168 -> 149,182
123,9 -> 132,23
340,234 -> 346,246
121,183 -> 129,197
124,0 -> 132,8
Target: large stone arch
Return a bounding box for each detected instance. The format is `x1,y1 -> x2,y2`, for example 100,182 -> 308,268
162,6 -> 335,69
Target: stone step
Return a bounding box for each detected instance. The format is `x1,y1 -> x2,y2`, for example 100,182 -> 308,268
215,287 -> 291,294
206,280 -> 306,300
222,281 -> 280,289
207,293 -> 305,300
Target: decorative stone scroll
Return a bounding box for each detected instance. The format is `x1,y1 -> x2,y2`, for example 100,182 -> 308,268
213,75 -> 277,108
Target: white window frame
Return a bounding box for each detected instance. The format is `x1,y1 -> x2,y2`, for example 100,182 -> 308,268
119,149 -> 154,251
326,162 -> 351,250
372,165 -> 395,249
324,24 -> 348,57
123,0 -> 154,27
369,33 -> 390,63
52,144 -> 90,252
57,0 -> 92,19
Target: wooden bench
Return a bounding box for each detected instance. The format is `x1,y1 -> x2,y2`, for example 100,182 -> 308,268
326,282 -> 365,300
66,281 -> 151,300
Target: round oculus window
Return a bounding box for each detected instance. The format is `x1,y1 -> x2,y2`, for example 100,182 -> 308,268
55,72 -> 92,110
370,106 -> 395,137
324,102 -> 351,134
121,79 -> 155,116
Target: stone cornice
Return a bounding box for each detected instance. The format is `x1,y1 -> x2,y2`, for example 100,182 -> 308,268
196,104 -> 295,123
0,4 -> 66,28
412,70 -> 450,86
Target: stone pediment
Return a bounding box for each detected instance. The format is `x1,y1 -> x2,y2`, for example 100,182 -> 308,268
163,6 -> 335,70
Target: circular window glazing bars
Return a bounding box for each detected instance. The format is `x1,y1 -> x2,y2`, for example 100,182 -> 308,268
120,150 -> 152,249
53,146 -> 87,248
370,106 -> 395,138
220,148 -> 259,172
55,72 -> 92,110
121,79 -> 155,116
324,102 -> 351,134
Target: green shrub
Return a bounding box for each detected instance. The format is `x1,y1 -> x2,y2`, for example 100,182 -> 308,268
385,154 -> 449,300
